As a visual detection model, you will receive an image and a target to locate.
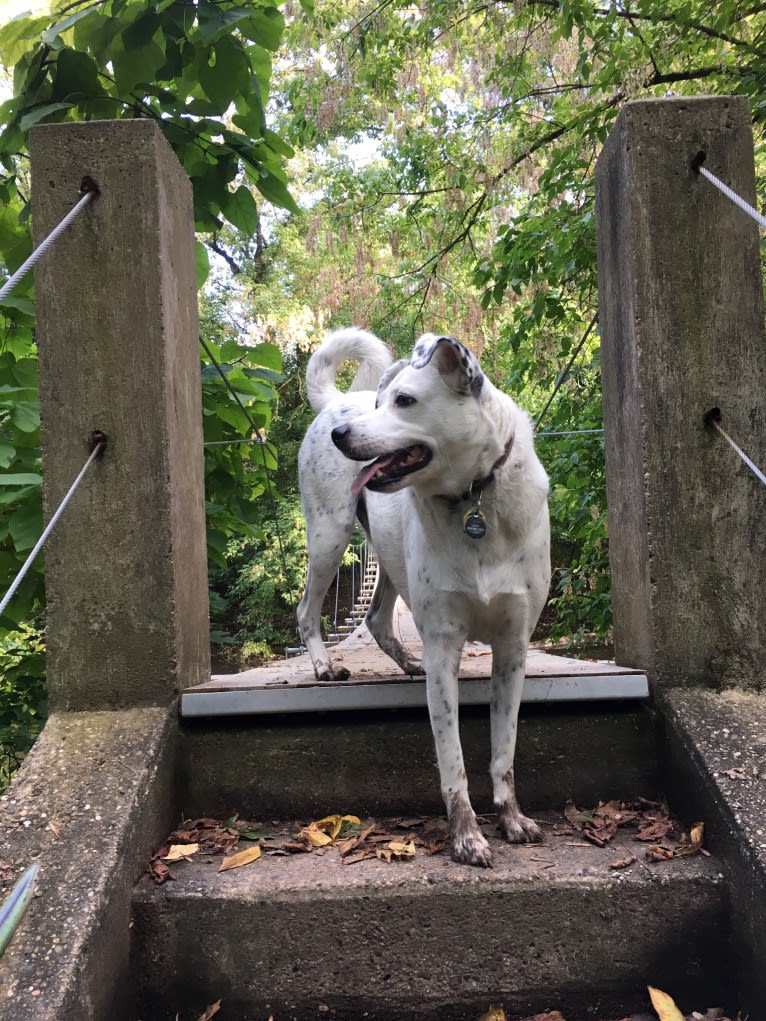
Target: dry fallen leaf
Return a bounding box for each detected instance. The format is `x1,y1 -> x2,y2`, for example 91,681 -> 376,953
527,1012 -> 567,1021
195,1000 -> 222,1021
337,824 -> 376,857
610,854 -> 637,870
674,821 -> 705,857
219,845 -> 262,872
648,986 -> 685,1021
376,840 -> 416,863
149,859 -> 175,885
477,1005 -> 507,1021
300,814 -> 362,848
162,843 -> 200,862
646,846 -> 675,862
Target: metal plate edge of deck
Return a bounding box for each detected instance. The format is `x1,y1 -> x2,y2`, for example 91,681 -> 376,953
181,606 -> 648,718
180,668 -> 649,718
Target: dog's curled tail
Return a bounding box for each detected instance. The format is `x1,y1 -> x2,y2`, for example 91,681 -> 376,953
307,328 -> 393,412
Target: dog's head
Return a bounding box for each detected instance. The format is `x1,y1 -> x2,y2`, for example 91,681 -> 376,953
332,334 -> 492,496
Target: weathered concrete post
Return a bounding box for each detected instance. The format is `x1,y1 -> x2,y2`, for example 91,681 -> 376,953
30,120 -> 210,710
595,97 -> 766,687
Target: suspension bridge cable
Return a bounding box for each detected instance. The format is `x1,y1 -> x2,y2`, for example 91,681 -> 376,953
0,435 -> 106,619
704,408 -> 766,487
198,335 -> 289,579
691,152 -> 766,230
0,179 -> 99,304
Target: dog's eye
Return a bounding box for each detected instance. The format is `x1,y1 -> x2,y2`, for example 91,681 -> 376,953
395,393 -> 416,408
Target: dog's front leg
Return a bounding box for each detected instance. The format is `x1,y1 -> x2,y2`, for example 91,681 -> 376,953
490,625 -> 542,844
423,635 -> 493,868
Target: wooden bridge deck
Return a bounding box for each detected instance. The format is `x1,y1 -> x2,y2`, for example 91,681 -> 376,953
181,601 -> 648,718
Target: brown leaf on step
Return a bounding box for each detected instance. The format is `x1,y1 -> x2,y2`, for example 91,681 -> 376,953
419,817 -> 450,855
634,817 -> 675,843
376,840 -> 416,863
268,837 -> 313,855
610,854 -> 637,870
525,1012 -> 567,1021
674,821 -> 705,858
564,800 -> 593,827
149,859 -> 175,885
219,844 -> 262,872
166,818 -> 240,856
337,824 -> 376,857
195,1000 -> 222,1021
647,986 -> 684,1021
645,846 -> 674,862
594,800 -> 639,827
394,816 -> 428,829
477,1005 -> 507,1021
342,847 -> 378,866
581,816 -> 619,846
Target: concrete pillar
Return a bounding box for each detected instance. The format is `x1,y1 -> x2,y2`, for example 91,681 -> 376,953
30,120 -> 210,711
595,96 -> 766,688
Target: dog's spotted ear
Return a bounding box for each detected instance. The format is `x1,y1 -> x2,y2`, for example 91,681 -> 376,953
411,334 -> 484,396
375,359 -> 409,408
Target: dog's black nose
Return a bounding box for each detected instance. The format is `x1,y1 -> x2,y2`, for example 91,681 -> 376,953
331,424 -> 351,451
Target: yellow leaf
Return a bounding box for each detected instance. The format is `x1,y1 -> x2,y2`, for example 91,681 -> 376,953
302,814 -> 361,847
675,821 -> 705,857
478,1006 -> 507,1021
647,986 -> 684,1021
219,845 -> 262,872
162,843 -> 200,862
376,840 -> 416,863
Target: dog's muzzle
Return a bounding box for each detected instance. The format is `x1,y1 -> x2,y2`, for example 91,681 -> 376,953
332,425 -> 432,496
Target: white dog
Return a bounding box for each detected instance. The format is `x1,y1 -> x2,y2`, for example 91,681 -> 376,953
297,328 -> 551,867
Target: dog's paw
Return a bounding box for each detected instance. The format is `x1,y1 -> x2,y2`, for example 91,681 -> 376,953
450,828 -> 494,868
403,657 -> 424,677
498,810 -> 543,844
315,665 -> 351,683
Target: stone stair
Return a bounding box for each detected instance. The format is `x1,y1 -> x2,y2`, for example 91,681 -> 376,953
129,704 -> 737,1020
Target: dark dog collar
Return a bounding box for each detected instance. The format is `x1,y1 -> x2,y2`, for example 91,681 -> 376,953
459,433 -> 514,501
437,433 -> 515,507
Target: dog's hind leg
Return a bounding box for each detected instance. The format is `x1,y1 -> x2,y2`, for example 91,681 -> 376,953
297,501 -> 356,683
365,566 -> 423,676
489,612 -> 542,844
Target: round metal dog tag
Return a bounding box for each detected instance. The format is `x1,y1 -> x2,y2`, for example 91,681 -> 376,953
463,509 -> 487,539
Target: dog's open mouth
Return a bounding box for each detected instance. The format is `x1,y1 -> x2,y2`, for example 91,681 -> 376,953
351,444 -> 432,496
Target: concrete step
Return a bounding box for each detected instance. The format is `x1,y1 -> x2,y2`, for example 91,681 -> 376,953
142,704 -> 736,1019
131,809 -> 730,1020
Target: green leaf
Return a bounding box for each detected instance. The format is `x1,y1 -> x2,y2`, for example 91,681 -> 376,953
0,442 -> 16,469
0,474 -> 42,486
112,33 -> 165,93
19,102 -> 73,130
52,48 -> 105,101
196,240 -> 211,288
250,343 -> 282,374
254,170 -> 298,213
8,500 -> 42,553
10,403 -> 39,433
237,7 -> 286,52
225,185 -> 260,234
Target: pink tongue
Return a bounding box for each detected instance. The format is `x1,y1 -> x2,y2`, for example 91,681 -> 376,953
351,454 -> 396,496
